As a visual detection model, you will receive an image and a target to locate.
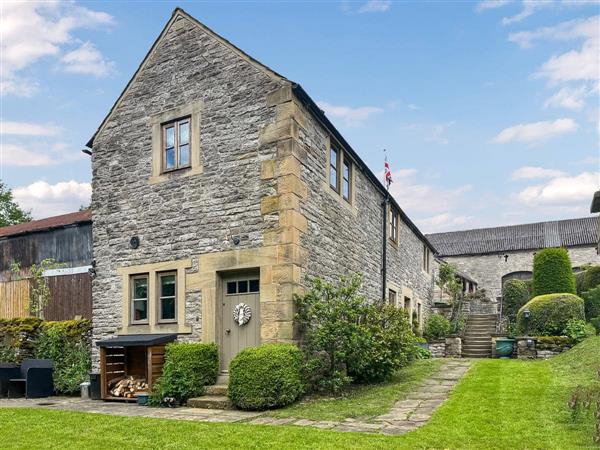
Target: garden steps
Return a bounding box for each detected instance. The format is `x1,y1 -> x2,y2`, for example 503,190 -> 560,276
461,314 -> 497,358
187,395 -> 234,410
204,384 -> 228,396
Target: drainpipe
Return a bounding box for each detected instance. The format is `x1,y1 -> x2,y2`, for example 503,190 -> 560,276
381,194 -> 389,300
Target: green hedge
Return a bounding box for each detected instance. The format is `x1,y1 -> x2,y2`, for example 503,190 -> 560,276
228,344 -> 304,411
35,320 -> 92,394
423,314 -> 451,341
531,248 -> 576,297
582,286 -> 600,320
150,342 -> 219,406
583,266 -> 600,292
517,293 -> 584,336
590,317 -> 600,335
502,279 -> 530,321
575,271 -> 587,296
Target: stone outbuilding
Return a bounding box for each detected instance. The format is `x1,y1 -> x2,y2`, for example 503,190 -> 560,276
427,216 -> 600,302
87,8 -> 437,372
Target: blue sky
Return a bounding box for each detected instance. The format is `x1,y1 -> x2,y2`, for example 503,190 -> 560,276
1,0 -> 598,232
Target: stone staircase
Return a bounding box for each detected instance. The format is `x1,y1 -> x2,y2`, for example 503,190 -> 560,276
462,314 -> 497,358
187,373 -> 233,409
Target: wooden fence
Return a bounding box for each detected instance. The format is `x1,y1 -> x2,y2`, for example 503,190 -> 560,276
0,279 -> 30,319
0,274 -> 92,320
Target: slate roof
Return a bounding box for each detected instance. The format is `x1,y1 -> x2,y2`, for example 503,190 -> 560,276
426,217 -> 598,257
0,210 -> 92,239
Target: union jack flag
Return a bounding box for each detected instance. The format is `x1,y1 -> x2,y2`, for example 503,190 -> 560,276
384,155 -> 392,189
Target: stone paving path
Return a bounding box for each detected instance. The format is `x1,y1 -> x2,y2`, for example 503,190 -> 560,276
0,359 -> 471,435
249,359 -> 472,435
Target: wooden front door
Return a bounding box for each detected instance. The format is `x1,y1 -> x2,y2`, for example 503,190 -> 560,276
221,272 -> 260,371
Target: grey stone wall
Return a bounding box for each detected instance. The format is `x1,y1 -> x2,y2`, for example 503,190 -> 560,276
91,16 -> 285,365
296,100 -> 434,310
442,246 -> 600,300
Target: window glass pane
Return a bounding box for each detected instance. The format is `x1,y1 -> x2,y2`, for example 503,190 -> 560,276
161,298 -> 176,320
343,160 -> 350,180
179,144 -> 190,166
330,147 -> 337,167
134,278 -> 147,299
227,281 -> 237,295
165,126 -> 175,148
249,279 -> 259,293
134,300 -> 147,321
238,280 -> 248,293
161,275 -> 176,297
330,168 -> 337,189
165,148 -> 175,169
179,121 -> 189,145
343,179 -> 349,199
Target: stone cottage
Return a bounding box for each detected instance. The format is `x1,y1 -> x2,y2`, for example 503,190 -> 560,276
427,217 -> 600,301
88,8 -> 436,371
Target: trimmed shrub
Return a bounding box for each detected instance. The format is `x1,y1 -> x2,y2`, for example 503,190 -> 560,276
348,304 -> 416,383
531,248 -> 576,297
517,293 -> 584,336
582,286 -> 600,320
502,279 -> 530,322
423,314 -> 451,341
563,319 -> 595,344
583,266 -> 600,292
575,271 -> 587,296
34,320 -> 91,394
229,344 -> 304,411
150,342 -> 218,406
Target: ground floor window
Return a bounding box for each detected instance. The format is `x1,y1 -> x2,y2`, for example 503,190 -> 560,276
388,288 -> 397,305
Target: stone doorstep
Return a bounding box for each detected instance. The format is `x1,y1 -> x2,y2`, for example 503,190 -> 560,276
187,395 -> 234,410
204,384 -> 228,396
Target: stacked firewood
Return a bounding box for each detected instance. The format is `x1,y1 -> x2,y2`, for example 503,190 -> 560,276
109,376 -> 148,398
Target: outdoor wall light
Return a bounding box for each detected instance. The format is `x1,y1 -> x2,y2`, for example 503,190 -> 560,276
523,308 -> 531,337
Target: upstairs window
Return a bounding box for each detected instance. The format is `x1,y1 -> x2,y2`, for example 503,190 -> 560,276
342,158 -> 351,201
389,207 -> 399,244
422,244 -> 431,273
388,288 -> 397,306
330,146 -> 339,191
163,117 -> 190,172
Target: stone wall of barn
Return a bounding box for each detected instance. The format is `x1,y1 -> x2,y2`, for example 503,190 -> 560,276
441,245 -> 600,300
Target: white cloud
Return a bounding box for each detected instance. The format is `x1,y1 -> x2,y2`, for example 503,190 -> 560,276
0,144 -> 56,167
358,0 -> 391,13
508,15 -> 598,48
416,213 -> 473,233
0,121 -> 60,136
317,101 -> 383,127
543,86 -> 589,109
502,0 -> 551,26
476,0 -> 513,12
61,42 -> 115,77
535,38 -> 599,83
515,171 -> 599,205
491,118 -> 578,143
425,121 -> 456,145
0,1 -> 114,96
511,166 -> 568,179
387,168 -> 472,215
13,180 -> 92,219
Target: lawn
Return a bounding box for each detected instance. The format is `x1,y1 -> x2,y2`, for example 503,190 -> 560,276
1,337 -> 598,449
267,358 -> 444,421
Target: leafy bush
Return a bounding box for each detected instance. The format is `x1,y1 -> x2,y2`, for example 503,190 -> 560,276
348,304 -> 415,383
563,319 -> 595,344
503,279 -> 530,322
575,271 -> 587,296
582,286 -> 600,320
423,314 -> 451,341
295,275 -> 368,393
531,248 -> 576,297
35,320 -> 91,394
295,275 -> 417,392
413,346 -> 431,359
150,342 -> 218,406
536,336 -> 573,346
228,344 -> 304,411
517,293 -> 584,336
0,345 -> 17,363
583,266 -> 600,291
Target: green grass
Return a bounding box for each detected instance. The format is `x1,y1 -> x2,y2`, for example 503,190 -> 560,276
267,359 -> 444,421
1,337 -> 598,449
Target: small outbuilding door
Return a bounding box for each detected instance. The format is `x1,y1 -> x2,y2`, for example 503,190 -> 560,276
221,271 -> 260,371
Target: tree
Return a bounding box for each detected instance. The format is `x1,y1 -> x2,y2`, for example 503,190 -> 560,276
531,248 -> 576,297
0,180 -> 31,227
436,262 -> 465,333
